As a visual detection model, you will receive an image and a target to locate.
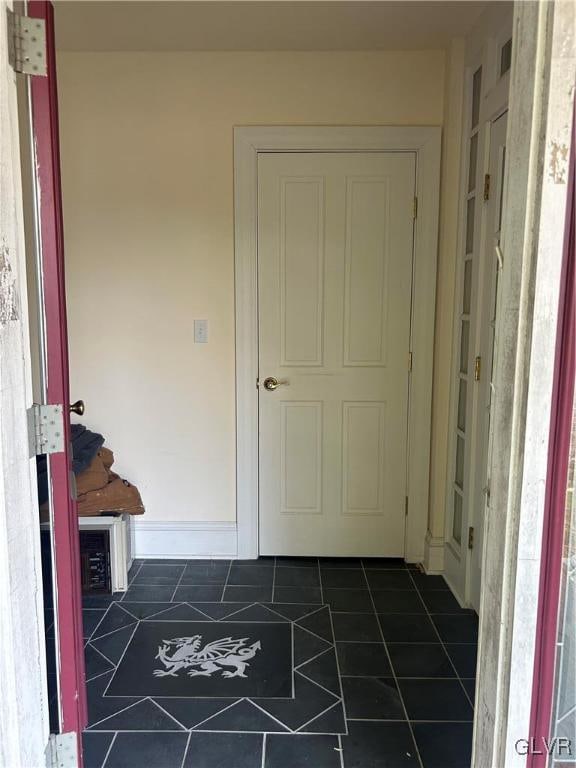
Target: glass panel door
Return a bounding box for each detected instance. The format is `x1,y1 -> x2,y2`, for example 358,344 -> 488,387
447,66 -> 482,579
468,111 -> 508,611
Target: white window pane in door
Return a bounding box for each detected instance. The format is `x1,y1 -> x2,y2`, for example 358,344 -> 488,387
463,259 -> 472,314
455,435 -> 465,489
458,379 -> 467,432
466,197 -> 476,254
472,67 -> 482,128
498,147 -> 507,232
500,39 -> 512,77
460,320 -> 470,374
453,491 -> 463,545
468,134 -> 478,193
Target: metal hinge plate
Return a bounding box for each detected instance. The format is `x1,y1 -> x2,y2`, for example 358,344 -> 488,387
474,356 -> 481,382
45,732 -> 78,768
7,10 -> 47,76
28,404 -> 65,457
468,526 -> 475,550
405,496 -> 409,516
413,197 -> 418,219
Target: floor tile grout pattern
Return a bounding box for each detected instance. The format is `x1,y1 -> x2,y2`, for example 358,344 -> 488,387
82,557 -> 478,768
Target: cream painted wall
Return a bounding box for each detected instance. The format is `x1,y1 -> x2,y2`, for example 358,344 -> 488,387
58,51 -> 447,525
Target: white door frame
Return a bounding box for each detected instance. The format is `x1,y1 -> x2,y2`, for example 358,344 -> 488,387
234,126 -> 441,560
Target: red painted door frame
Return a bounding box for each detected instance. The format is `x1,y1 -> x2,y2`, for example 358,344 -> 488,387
528,103 -> 575,767
28,0 -> 87,750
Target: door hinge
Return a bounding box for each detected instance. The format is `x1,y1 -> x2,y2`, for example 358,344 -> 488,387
405,496 -> 409,516
483,174 -> 491,201
27,404 -> 65,457
408,351 -> 413,372
474,356 -> 482,381
7,10 -> 47,76
413,197 -> 418,219
256,377 -> 260,390
468,526 -> 475,550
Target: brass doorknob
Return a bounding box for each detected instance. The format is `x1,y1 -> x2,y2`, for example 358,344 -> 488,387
69,400 -> 85,416
263,377 -> 289,391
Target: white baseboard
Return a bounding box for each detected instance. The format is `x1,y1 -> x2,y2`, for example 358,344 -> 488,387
133,521 -> 237,559
423,530 -> 445,574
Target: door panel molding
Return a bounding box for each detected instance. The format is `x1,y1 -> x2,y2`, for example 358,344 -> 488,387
234,126 -> 441,560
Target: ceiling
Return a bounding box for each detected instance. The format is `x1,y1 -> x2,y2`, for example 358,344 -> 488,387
54,1 -> 488,52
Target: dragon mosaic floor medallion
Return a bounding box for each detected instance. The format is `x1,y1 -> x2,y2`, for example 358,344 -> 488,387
153,634 -> 263,679
106,620 -> 293,698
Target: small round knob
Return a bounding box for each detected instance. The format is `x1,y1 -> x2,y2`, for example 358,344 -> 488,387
69,400 -> 85,416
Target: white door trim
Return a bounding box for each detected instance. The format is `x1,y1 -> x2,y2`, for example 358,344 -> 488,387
234,126 -> 441,560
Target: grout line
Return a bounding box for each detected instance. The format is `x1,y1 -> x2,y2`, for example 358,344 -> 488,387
406,568 -> 477,710
91,727 -> 347,736
185,698 -> 244,730
294,701 -> 342,732
82,593 -> 132,640
111,603 -> 142,621
318,560 -> 324,605
88,604 -> 115,640
294,669 -> 340,701
294,646 -> 333,672
291,621 -> 295,698
87,698 -> 148,730
340,674 -> 462,680
90,622 -> 139,644
128,560 -> 144,585
91,598 -> 331,607
345,717 -> 474,723
142,616 -> 292,624
326,604 -> 350,736
183,602 -> 215,620
248,699 -> 294,732
271,557 -> 277,603
261,733 -> 267,768
100,731 -> 117,768
170,565 -> 189,603
100,622 -> 140,699
84,668 -> 116,685
295,620 -> 333,645
115,602 -> 144,620
361,560 -> 425,768
338,733 -> 346,768
214,601 -> 259,620
179,731 -> 192,768
92,729 -> 191,733
141,559 -> 231,565
149,697 -> 189,731
220,560 -> 234,603
336,639 -> 400,645
87,642 -> 117,669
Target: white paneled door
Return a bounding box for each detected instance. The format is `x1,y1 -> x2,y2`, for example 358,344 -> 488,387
258,152 -> 416,556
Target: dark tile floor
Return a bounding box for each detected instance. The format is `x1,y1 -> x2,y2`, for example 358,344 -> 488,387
82,557 -> 477,768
